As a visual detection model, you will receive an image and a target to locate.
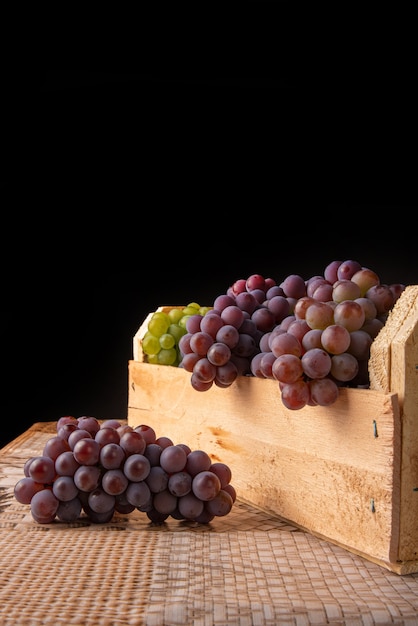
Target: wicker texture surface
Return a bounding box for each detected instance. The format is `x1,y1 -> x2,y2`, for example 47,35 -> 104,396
1,422 -> 417,626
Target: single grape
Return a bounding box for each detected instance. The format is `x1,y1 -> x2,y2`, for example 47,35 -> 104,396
56,415 -> 78,431
267,295 -> 290,323
230,278 -> 247,296
126,481 -> 152,507
191,375 -> 213,391
189,331 -> 214,356
68,429 -> 92,450
365,284 -> 395,315
207,342 -> 231,366
350,268 -> 380,296
320,324 -> 351,355
333,300 -> 365,332
157,347 -> 178,365
100,443 -> 126,470
209,462 -> 232,488
215,324 -> 240,349
178,332 -> 193,356
192,357 -> 217,383
213,294 -> 235,312
223,483 -> 237,503
305,302 -> 334,330
330,353 -> 359,382
214,361 -> 238,386
72,438 -> 100,466
337,259 -> 362,281
324,260 -> 342,284
179,352 -> 202,372
250,352 -> 267,378
259,352 -> 277,379
354,296 -> 377,321
88,488 -> 116,513
234,291 -> 258,314
153,489 -> 178,514
286,319 -> 311,344
251,307 -> 276,332
77,416 -> 101,437
52,475 -> 79,502
14,477 -> 44,504
101,469 -> 129,496
332,280 -> 361,303
185,314 -> 203,334
220,305 -> 245,328
155,438 -> 174,450
272,353 -> 304,384
270,332 -> 302,358
233,333 -> 257,358
347,329 -> 372,360
205,489 -> 234,517
28,455 -> 56,484
199,312 -> 224,338
73,464 -> 101,492
280,379 -> 310,410
168,471 -> 192,497
143,443 -> 162,466
142,333 -> 161,356
147,312 -> 170,337
30,489 -> 59,523
159,445 -> 187,473
280,274 -> 306,299
301,348 -> 332,379
119,431 -> 146,456
133,424 -> 156,444
114,492 -> 136,514
309,377 -> 339,406
177,492 -> 204,520
246,273 -> 266,292
146,466 -> 169,493
192,471 -> 221,501
57,423 -> 79,441
311,282 -> 334,302
56,497 -> 83,522
293,296 -> 316,320
185,450 -> 212,476
301,328 -> 323,352
95,427 -> 120,448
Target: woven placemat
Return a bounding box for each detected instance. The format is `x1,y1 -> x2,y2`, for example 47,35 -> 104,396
0,422 -> 417,626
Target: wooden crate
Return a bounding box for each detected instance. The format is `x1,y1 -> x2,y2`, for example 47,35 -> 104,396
128,286 -> 418,574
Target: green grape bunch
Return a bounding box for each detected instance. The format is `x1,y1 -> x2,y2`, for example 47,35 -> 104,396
142,303 -> 213,366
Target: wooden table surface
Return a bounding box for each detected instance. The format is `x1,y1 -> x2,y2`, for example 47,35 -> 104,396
1,421 -> 417,626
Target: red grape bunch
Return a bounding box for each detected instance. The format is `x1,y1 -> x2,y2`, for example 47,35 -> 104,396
178,259 -> 405,410
14,416 -> 236,525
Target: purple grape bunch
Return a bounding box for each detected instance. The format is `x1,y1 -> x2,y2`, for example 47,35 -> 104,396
14,416 -> 236,525
178,259 -> 405,410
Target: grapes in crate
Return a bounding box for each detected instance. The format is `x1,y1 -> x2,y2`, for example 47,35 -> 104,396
174,260 -> 405,410
14,416 -> 236,525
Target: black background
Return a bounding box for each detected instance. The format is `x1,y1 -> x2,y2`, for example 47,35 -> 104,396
2,71 -> 416,448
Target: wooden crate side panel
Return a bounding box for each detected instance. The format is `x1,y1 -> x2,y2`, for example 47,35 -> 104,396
128,360 -> 400,564
370,285 -> 418,564
369,285 -> 418,395
392,306 -> 418,562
